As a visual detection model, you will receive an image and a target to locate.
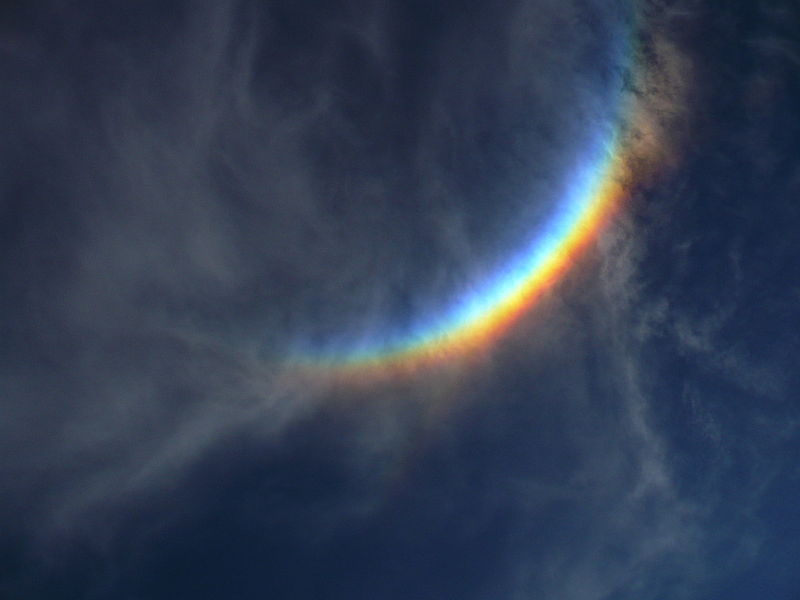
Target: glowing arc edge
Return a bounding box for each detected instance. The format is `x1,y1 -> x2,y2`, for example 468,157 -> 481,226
290,13 -> 641,378
291,129 -> 628,378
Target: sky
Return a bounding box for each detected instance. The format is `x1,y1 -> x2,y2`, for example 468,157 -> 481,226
1,1 -> 799,599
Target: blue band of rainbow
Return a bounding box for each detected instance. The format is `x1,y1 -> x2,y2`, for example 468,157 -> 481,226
290,7 -> 647,381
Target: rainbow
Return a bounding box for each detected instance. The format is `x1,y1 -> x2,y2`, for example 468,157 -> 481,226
291,15 -> 649,382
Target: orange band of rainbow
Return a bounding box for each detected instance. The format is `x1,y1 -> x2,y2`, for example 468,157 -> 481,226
290,13 -> 649,382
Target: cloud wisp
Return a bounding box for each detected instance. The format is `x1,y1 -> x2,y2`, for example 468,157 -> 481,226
2,2 -> 771,599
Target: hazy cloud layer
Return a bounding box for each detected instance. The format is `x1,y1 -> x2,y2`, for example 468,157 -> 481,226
2,1 -> 797,599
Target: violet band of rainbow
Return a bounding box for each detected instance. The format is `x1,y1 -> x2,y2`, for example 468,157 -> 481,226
290,10 -> 642,380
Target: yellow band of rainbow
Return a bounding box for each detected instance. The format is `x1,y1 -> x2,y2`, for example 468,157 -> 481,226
289,11 -> 646,382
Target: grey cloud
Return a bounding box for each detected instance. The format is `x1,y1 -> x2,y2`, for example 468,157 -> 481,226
1,2 -> 759,599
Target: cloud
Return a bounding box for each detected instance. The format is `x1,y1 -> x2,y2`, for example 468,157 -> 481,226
4,2 -> 778,599
1,0 -> 634,518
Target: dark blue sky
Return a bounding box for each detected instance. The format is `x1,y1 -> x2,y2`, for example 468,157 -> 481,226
2,1 -> 799,599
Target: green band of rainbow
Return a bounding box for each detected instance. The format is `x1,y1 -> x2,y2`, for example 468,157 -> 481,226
292,8 -> 643,381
